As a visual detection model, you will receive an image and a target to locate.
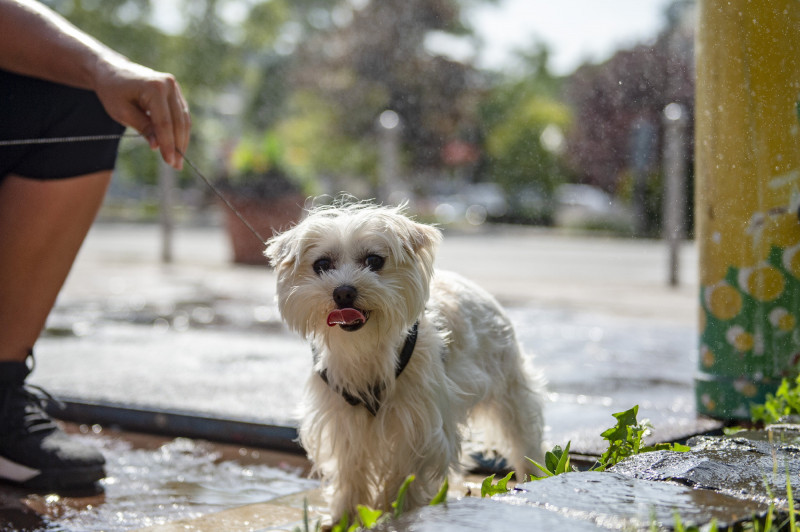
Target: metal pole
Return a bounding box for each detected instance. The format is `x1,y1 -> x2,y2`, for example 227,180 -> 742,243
377,110 -> 401,203
159,160 -> 175,264
663,103 -> 687,287
629,116 -> 656,238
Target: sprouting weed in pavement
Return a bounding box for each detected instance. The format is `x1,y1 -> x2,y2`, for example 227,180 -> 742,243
520,405 -> 689,485
294,474 -> 448,532
670,510 -> 718,532
526,441 -> 574,479
480,471 -> 514,498
591,405 -> 690,471
751,374 -> 800,425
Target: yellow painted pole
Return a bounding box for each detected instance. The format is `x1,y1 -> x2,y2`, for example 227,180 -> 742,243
695,0 -> 800,418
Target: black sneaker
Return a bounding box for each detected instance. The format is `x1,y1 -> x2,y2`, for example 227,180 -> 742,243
0,358 -> 105,491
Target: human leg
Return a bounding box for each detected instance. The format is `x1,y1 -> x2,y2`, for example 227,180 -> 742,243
0,171 -> 110,490
0,171 -> 111,362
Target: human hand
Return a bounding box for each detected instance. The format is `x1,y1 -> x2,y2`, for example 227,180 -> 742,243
93,60 -> 191,170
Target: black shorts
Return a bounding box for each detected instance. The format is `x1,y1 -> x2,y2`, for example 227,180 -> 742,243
0,69 -> 125,180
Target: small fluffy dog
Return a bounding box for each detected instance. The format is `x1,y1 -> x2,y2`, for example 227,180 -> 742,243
265,202 -> 545,519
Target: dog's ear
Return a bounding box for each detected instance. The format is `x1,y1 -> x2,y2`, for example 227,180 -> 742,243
406,219 -> 442,256
395,218 -> 441,284
264,226 -> 298,271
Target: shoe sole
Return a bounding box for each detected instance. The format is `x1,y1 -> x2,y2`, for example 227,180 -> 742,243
0,455 -> 105,491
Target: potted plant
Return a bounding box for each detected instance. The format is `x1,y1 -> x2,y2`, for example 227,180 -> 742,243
217,132 -> 308,265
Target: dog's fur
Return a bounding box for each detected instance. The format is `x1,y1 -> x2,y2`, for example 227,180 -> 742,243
265,202 -> 545,519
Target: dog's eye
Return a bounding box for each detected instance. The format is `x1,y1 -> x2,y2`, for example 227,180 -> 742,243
364,255 -> 385,271
313,258 -> 333,275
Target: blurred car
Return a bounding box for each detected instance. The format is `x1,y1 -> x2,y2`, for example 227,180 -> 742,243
430,183 -> 509,226
554,184 -> 634,233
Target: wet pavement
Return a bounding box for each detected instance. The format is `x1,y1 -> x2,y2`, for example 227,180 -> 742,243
3,221 -> 718,530
382,425 -> 800,531
0,425 -> 316,531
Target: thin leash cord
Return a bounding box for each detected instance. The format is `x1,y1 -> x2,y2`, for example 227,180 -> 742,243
0,133 -> 269,245
0,133 -> 141,146
177,148 -> 268,245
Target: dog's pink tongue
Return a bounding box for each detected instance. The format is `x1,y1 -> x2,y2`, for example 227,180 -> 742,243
327,308 -> 366,327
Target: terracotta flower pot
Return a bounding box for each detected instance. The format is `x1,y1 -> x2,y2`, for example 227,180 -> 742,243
221,192 -> 305,265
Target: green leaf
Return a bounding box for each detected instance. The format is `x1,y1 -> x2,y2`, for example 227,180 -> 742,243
526,457 -> 554,478
429,478 -> 448,506
527,441 -> 573,479
391,475 -> 415,518
496,471 -> 514,492
356,505 -> 384,529
480,474 -> 496,498
670,443 -> 690,453
752,374 -> 800,424
330,511 -> 350,532
595,405 -> 687,470
480,471 -> 514,497
787,467 -> 796,531
554,441 -> 572,474
600,405 -> 639,442
545,447 -> 562,472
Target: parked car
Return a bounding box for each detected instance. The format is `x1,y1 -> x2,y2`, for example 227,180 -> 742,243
554,184 -> 634,234
429,183 -> 509,226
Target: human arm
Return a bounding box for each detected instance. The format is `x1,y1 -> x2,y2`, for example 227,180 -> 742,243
0,0 -> 190,169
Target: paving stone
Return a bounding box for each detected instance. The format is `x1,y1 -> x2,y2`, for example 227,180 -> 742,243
374,495 -> 606,532
611,424 -> 800,510
513,472 -> 769,530
377,470 -> 771,531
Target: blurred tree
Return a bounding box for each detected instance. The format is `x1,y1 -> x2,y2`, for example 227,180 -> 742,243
565,1 -> 695,196
479,44 -> 573,221
276,90 -> 376,188
287,0 -> 487,190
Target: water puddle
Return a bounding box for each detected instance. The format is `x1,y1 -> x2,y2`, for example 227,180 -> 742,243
5,431 -> 316,531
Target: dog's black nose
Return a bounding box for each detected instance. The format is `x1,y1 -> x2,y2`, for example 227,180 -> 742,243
333,285 -> 358,308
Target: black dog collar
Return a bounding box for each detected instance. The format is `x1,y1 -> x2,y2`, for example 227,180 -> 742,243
313,321 -> 419,416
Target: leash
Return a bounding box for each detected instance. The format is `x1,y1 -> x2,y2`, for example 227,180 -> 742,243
0,132 -> 269,245
0,133 -> 141,146
178,147 -> 269,245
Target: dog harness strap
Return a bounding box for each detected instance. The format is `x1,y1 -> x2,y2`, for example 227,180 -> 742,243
313,321 -> 419,416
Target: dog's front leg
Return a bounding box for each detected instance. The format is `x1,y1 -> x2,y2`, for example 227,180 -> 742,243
325,457 -> 375,523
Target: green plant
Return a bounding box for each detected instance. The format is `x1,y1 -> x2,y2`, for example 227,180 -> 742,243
480,472 -> 514,498
482,405 -> 689,497
390,474 -> 416,520
429,478 -> 449,506
788,467 -> 796,531
527,441 -> 575,479
671,510 -> 719,532
293,498 -> 321,532
298,474 -> 449,532
593,405 -> 689,471
223,130 -> 317,198
751,374 -> 800,425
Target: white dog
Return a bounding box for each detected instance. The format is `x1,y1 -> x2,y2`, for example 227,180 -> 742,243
265,201 -> 545,519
